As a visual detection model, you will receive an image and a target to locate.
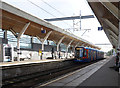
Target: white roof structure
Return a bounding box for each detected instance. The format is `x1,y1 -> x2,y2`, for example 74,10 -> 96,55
0,1 -> 100,49
88,0 -> 119,50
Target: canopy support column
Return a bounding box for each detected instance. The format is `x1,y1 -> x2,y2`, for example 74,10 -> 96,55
66,40 -> 73,59
37,31 -> 52,59
17,22 -> 30,61
73,42 -> 80,53
56,36 -> 65,59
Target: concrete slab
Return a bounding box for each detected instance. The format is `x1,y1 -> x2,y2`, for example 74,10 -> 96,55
0,58 -> 73,67
78,56 -> 119,86
1,58 -> 74,80
47,82 -> 64,86
38,57 -> 111,87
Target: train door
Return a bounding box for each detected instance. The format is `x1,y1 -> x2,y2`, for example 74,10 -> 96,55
94,51 -> 95,60
89,49 -> 91,61
84,49 -> 88,59
79,48 -> 84,58
83,49 -> 86,59
95,51 -> 97,60
86,49 -> 88,59
92,50 -> 94,61
88,49 -> 90,61
75,48 -> 80,58
89,50 -> 91,61
91,50 -> 93,61
93,50 -> 95,60
75,47 -> 84,59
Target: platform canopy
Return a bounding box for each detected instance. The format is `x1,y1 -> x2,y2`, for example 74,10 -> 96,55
0,1 -> 100,49
87,0 -> 119,49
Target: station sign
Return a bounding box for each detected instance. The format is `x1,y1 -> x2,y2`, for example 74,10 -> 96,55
98,27 -> 103,31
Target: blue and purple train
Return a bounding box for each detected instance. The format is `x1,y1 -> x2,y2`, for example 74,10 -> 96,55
74,46 -> 104,62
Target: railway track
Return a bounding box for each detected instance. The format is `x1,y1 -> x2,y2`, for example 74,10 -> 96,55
2,59 -> 104,88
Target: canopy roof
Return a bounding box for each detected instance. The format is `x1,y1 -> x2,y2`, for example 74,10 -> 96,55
0,1 -> 100,49
88,0 -> 119,49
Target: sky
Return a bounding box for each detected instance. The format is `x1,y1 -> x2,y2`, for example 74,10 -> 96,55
2,0 -> 113,52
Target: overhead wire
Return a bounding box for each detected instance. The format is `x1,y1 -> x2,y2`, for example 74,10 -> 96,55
41,0 -> 66,16
27,0 -> 73,33
27,0 -> 56,17
40,0 -> 73,33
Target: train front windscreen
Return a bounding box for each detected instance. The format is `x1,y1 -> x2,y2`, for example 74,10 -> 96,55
75,47 -> 84,59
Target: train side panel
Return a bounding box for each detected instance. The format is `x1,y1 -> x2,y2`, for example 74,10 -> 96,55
74,47 -> 104,63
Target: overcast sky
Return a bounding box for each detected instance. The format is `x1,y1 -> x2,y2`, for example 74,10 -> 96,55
3,0 -> 113,52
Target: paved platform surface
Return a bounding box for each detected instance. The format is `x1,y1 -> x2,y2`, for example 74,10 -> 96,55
36,56 -> 118,88
0,58 -> 73,67
78,56 -> 119,87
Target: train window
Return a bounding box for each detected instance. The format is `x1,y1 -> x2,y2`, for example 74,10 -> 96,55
79,48 -> 83,57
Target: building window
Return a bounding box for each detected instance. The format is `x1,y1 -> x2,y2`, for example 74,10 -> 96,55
20,35 -> 31,49
60,43 -> 67,52
33,37 -> 41,44
49,40 -> 56,46
7,31 -> 31,49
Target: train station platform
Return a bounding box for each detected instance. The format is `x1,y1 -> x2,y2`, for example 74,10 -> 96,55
78,56 -> 119,87
37,56 -> 119,88
1,58 -> 75,81
0,58 -> 73,67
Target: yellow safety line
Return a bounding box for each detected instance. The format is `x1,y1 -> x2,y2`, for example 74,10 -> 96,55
39,58 -> 110,87
39,63 -> 92,87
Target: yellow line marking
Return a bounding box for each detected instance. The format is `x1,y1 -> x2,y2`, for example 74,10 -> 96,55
39,59 -> 110,87
39,62 -> 94,87
40,68 -> 82,87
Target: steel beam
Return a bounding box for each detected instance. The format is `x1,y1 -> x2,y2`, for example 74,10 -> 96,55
108,29 -> 118,40
41,31 -> 52,51
66,40 -> 73,59
73,42 -> 80,53
104,28 -> 115,48
44,15 -> 94,21
17,22 -> 30,61
103,19 -> 118,35
99,0 -> 118,19
43,31 -> 52,42
118,14 -> 120,52
9,28 -> 17,38
117,1 -> 120,52
67,40 -> 73,50
110,35 -> 117,47
37,30 -> 52,51
75,42 -> 80,48
57,36 -> 65,52
110,35 -> 118,43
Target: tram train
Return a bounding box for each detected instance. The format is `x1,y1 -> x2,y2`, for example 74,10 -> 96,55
74,46 -> 104,62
